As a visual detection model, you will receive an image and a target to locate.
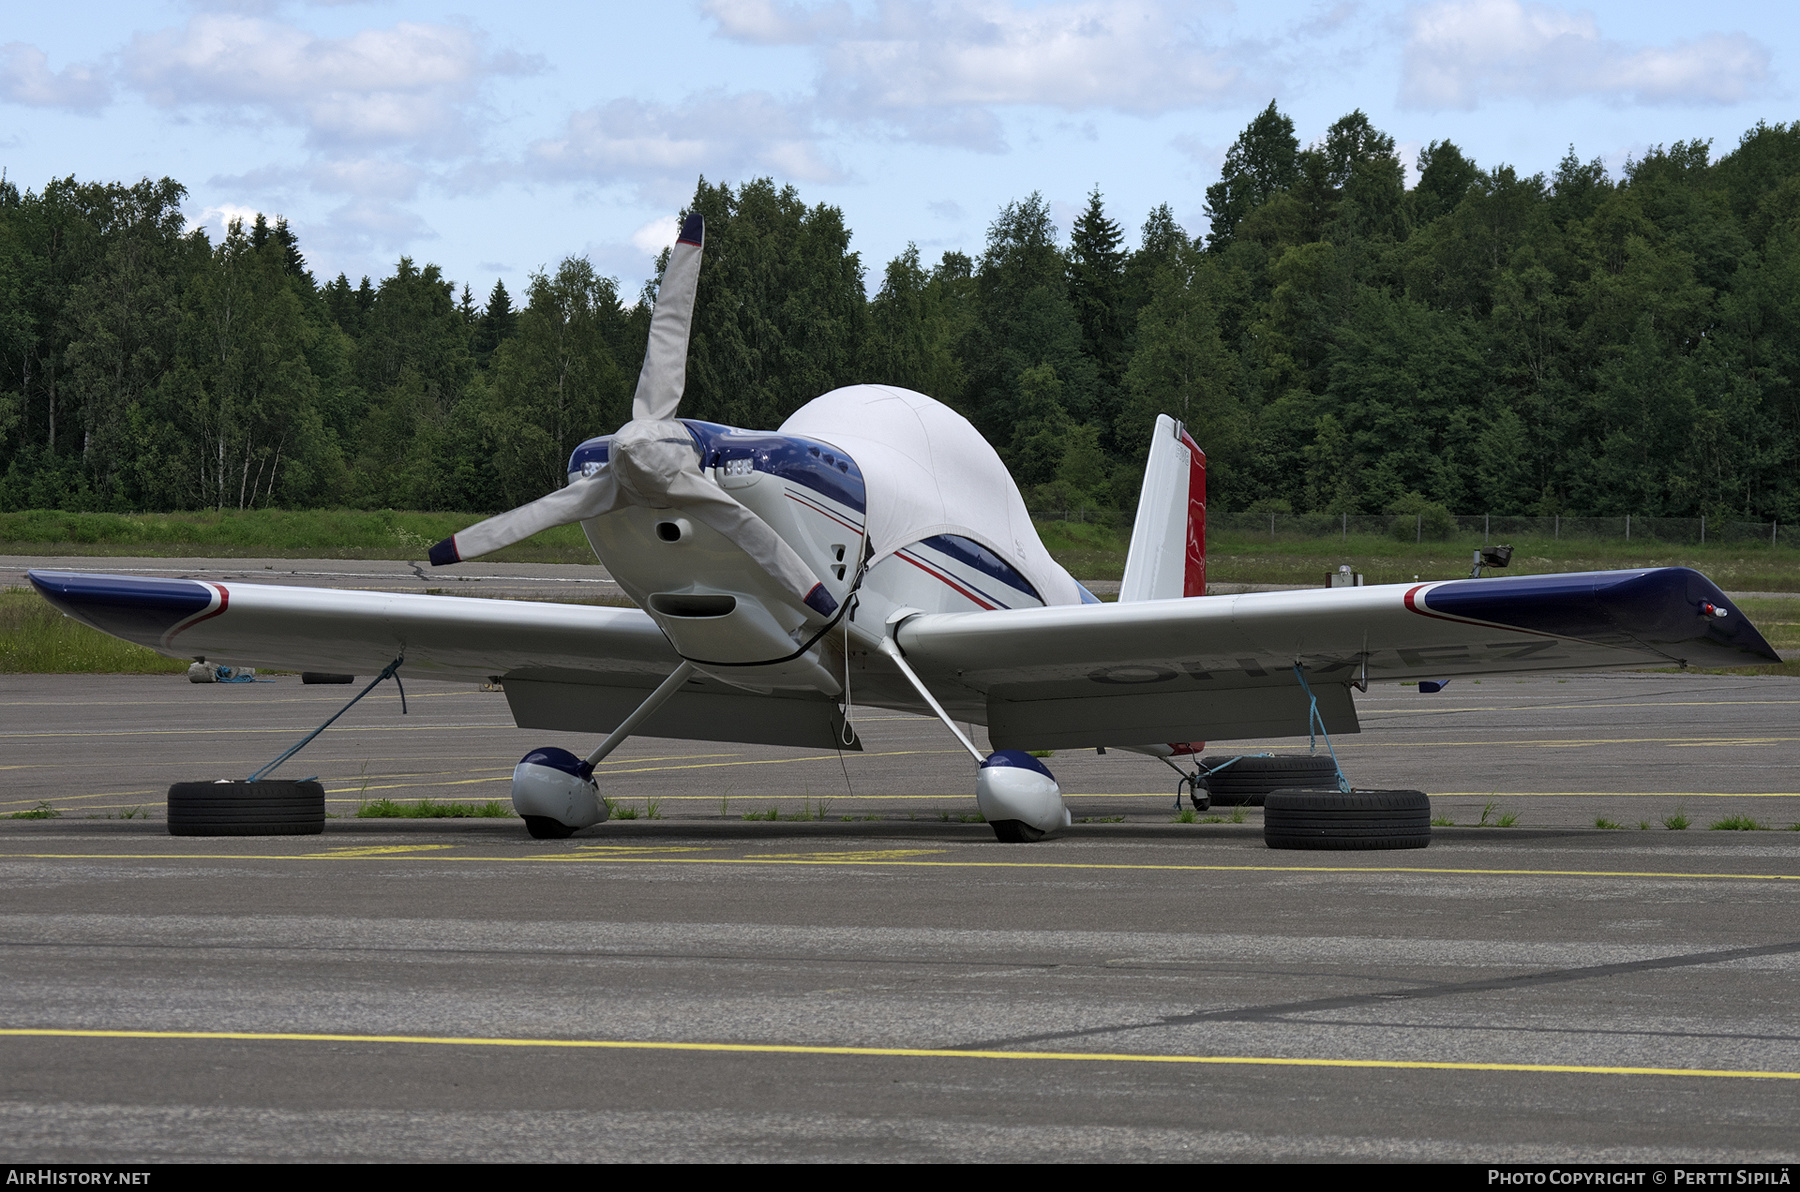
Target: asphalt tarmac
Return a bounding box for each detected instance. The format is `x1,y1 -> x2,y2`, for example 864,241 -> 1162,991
1,670 -> 1799,1161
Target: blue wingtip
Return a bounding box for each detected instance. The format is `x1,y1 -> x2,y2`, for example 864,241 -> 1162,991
677,212 -> 703,247
803,583 -> 838,618
427,538 -> 460,567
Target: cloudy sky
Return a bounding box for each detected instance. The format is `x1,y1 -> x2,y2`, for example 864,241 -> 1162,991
2,1 -> 1792,300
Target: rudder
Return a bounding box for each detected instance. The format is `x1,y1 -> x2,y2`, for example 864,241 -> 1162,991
1119,415 -> 1205,602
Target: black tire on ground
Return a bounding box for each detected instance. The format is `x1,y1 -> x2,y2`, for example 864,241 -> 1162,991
1185,775 -> 1212,812
990,819 -> 1046,843
1263,788 -> 1431,851
167,780 -> 325,837
523,815 -> 578,840
1202,754 -> 1342,806
301,672 -> 356,684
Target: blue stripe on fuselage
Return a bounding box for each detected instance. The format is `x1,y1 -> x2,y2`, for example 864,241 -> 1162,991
918,534 -> 1041,603
566,421 -> 867,513
27,571 -> 214,643
1417,567 -> 1778,665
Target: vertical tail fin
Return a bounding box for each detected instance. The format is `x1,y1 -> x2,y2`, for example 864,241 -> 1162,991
1119,415 -> 1205,602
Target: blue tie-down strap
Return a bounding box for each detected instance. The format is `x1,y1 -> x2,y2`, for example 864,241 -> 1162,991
246,656 -> 406,782
214,666 -> 269,683
1292,663 -> 1352,793
1166,752 -> 1274,809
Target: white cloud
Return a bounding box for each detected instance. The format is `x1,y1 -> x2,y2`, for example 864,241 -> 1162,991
704,0 -> 1254,150
704,0 -> 855,44
113,13 -> 536,273
124,14 -> 536,152
0,43 -> 109,112
195,202 -> 266,239
630,215 -> 680,258
1400,0 -> 1770,110
527,91 -> 842,202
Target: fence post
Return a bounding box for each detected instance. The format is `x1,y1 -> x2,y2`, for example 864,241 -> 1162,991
1626,514 -> 1631,542
1555,514 -> 1559,540
1701,515 -> 1705,544
1270,512 -> 1276,540
1484,513 -> 1489,544
1416,513 -> 1422,543
1342,512 -> 1346,542
1775,520 -> 1779,547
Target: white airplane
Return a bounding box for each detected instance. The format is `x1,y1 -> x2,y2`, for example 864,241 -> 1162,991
27,214 -> 1780,841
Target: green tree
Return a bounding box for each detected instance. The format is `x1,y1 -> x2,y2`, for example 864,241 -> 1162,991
1409,141 -> 1481,227
680,177 -> 867,429
1204,101 -> 1300,251
960,194 -> 1095,455
155,218 -> 325,510
485,257 -> 632,506
58,177 -> 192,504
1067,188 -> 1128,392
1118,241 -> 1238,491
861,244 -> 965,400
474,279 -> 518,368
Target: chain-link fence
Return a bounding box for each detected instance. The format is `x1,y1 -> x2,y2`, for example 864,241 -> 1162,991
1031,510 -> 1790,547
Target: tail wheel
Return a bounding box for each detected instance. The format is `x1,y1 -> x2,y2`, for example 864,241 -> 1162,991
167,780 -> 325,837
1202,754 -> 1340,806
1263,789 -> 1431,851
990,820 -> 1046,843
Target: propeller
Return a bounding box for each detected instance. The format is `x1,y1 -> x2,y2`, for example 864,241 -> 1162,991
428,212 -> 838,619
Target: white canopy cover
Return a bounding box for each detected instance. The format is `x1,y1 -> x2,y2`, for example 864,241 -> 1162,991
780,384 -> 1083,608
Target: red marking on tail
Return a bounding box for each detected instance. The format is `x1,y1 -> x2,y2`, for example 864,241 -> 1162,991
1179,429 -> 1206,597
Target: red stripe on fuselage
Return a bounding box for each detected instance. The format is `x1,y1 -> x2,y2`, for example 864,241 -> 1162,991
896,552 -> 998,610
785,490 -> 864,536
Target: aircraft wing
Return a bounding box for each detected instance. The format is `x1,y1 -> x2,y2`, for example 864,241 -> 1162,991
25,571 -> 858,750
890,567 -> 1780,751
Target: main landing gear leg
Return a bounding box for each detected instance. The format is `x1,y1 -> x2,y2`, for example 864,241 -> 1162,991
511,660 -> 697,839
877,631 -> 1069,842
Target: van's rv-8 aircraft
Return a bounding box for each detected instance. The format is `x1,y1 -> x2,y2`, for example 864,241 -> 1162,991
27,214 -> 1780,841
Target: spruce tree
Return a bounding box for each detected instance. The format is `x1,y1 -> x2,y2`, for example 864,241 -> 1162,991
1067,188 -> 1127,389
480,279 -> 516,350
271,217 -> 310,285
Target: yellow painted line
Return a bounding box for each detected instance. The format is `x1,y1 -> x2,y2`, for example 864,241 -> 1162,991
298,844 -> 460,858
10,791 -> 1800,815
1360,700 -> 1800,715
1429,792 -> 1800,799
0,1027 -> 1792,1081
324,776 -> 510,795
0,691 -> 488,709
1665,740 -> 1790,748
0,725 -> 517,739
594,748 -> 963,776
1325,737 -> 1800,750
1,851 -> 1796,882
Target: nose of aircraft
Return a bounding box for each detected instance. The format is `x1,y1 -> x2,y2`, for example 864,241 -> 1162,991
609,419 -> 700,503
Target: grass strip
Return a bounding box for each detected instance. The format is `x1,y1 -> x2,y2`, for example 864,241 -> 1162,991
355,798 -> 512,819
0,508 -> 588,563
0,586 -> 186,674
4,508 -> 1799,590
